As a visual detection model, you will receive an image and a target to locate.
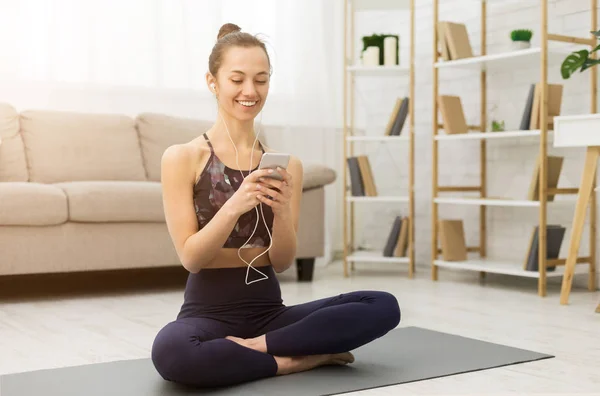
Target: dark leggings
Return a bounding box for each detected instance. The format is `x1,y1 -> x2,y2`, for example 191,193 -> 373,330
151,267 -> 401,388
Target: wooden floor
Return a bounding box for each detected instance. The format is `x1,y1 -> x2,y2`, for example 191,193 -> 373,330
0,262 -> 598,395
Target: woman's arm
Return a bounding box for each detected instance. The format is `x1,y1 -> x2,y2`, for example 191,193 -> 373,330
260,156 -> 303,273
161,145 -> 240,273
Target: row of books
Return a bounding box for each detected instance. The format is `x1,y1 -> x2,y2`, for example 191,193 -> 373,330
347,155 -> 378,196
438,219 -> 565,272
383,215 -> 410,257
437,82 -> 563,135
348,150 -> 562,201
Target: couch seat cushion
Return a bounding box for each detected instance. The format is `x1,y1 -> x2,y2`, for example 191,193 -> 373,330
0,182 -> 68,225
54,181 -> 164,223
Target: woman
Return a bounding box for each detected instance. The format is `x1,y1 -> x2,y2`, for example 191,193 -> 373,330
151,23 -> 401,388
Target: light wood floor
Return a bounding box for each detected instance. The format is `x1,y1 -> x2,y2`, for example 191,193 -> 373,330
0,262 -> 598,395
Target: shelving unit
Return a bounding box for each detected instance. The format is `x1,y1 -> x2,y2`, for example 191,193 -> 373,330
431,0 -> 598,297
342,0 -> 415,277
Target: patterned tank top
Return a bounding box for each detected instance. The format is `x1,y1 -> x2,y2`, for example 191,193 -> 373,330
193,133 -> 274,248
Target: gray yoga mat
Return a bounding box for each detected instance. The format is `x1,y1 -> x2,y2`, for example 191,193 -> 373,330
0,326 -> 552,396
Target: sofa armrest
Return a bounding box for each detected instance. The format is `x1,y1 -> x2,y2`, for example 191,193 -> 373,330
302,163 -> 336,191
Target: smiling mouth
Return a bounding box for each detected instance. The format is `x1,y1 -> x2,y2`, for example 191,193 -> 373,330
236,100 -> 258,107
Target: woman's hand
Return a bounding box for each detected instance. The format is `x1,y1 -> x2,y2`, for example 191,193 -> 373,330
255,167 -> 293,218
223,169 -> 276,217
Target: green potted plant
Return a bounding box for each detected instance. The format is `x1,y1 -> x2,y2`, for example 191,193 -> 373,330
361,33 -> 399,66
510,29 -> 533,50
560,29 -> 600,79
491,120 -> 505,132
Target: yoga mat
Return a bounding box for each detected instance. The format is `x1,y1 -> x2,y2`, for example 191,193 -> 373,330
0,326 -> 553,396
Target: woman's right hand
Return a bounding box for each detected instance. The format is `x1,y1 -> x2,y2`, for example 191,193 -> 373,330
224,168 -> 276,217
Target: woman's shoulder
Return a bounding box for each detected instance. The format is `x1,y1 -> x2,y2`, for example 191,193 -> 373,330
161,137 -> 212,181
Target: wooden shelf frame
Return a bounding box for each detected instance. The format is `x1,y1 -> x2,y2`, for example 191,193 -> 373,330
342,0 -> 415,277
431,0 -> 598,297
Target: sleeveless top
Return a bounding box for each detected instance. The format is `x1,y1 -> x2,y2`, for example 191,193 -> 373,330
192,133 -> 274,248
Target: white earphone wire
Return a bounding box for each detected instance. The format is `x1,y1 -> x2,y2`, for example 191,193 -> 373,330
218,110 -> 272,285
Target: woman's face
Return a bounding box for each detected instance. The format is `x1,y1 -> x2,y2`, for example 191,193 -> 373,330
214,46 -> 270,122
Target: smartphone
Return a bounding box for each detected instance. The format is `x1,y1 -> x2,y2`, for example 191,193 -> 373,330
258,152 -> 290,180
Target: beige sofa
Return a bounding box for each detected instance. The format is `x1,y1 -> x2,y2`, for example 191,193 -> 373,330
0,103 -> 336,282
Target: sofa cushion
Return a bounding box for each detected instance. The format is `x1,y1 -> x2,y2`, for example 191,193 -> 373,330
0,182 -> 67,225
136,113 -> 213,182
302,163 -> 337,191
54,181 -> 164,222
0,103 -> 29,182
20,110 -> 147,183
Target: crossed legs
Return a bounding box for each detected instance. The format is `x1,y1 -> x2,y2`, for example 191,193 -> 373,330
151,290 -> 400,388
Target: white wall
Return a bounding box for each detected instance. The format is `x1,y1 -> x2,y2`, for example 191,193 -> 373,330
338,0 -> 600,288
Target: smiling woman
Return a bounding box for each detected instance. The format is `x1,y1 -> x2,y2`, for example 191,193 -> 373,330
149,21 -> 401,390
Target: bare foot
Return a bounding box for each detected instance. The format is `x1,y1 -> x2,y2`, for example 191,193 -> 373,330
274,352 -> 355,376
225,335 -> 267,353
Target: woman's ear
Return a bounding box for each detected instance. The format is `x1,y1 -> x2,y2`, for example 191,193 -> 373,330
205,73 -> 217,94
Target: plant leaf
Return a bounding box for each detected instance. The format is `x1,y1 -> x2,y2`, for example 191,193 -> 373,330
591,29 -> 600,37
561,50 -> 589,79
581,58 -> 600,72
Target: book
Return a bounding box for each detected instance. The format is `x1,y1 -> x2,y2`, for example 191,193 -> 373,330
390,97 -> 409,136
437,22 -> 451,61
526,155 -> 564,201
524,225 -> 566,272
383,216 -> 402,257
384,98 -> 403,136
356,155 -> 378,196
347,157 -> 365,196
438,95 -> 468,134
519,84 -> 535,130
394,216 -> 409,257
529,83 -> 563,130
443,22 -> 473,60
439,219 -> 467,261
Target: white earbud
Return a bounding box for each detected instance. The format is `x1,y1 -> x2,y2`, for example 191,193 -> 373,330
210,83 -> 216,92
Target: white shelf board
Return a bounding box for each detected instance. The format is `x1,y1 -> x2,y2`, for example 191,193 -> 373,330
347,250 -> 410,264
434,197 -> 540,207
347,196 -> 409,203
346,65 -> 409,77
434,258 -> 589,279
434,47 -> 569,71
347,135 -> 409,142
435,129 -> 545,141
350,0 -> 411,11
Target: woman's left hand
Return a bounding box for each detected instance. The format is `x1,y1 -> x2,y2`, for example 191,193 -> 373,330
255,167 -> 293,218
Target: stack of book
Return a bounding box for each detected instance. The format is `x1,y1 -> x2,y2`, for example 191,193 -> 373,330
383,216 -> 410,257
519,83 -> 563,130
523,225 -> 566,272
384,97 -> 410,136
347,155 -> 377,196
437,21 -> 473,61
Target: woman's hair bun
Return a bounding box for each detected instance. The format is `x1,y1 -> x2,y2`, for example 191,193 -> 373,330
217,23 -> 242,40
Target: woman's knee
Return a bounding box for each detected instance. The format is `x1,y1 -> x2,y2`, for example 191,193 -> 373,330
151,322 -> 184,382
371,291 -> 401,330
151,322 -> 213,386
